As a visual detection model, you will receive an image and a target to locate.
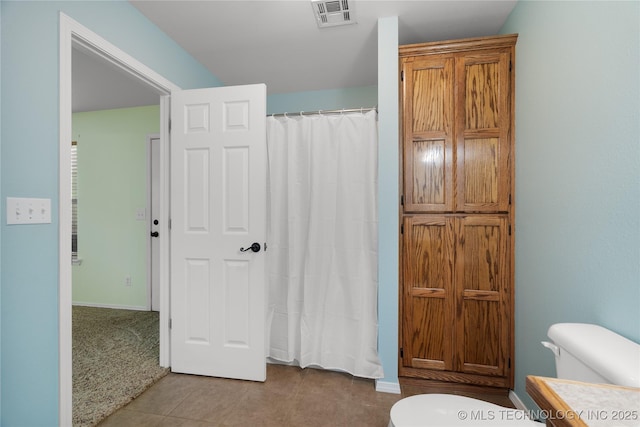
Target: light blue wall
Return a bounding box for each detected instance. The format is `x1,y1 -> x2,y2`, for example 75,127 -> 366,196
0,3 -> 3,422
267,85 -> 377,115
0,2 -> 220,425
501,0 -> 640,410
377,16 -> 399,387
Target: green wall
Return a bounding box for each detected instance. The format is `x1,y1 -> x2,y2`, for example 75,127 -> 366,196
501,0 -> 640,410
72,105 -> 160,309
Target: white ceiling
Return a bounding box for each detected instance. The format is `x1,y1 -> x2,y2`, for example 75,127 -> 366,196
72,0 -> 517,113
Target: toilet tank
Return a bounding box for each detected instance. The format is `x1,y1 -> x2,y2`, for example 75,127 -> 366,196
542,323 -> 640,388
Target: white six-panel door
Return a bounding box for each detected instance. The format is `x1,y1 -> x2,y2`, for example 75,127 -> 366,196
170,84 -> 266,381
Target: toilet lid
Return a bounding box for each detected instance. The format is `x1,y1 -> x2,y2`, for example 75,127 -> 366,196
390,394 -> 543,426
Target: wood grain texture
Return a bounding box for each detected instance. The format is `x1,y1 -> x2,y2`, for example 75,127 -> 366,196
465,61 -> 499,130
400,34 -> 516,389
462,138 -> 499,204
526,376 -> 589,427
402,217 -> 454,371
399,365 -> 512,388
412,66 -> 448,133
411,139 -> 446,205
402,57 -> 454,213
399,34 -> 518,58
456,52 -> 511,213
456,216 -> 509,377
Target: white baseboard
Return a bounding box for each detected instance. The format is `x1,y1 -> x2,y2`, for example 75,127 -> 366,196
376,380 -> 402,394
509,390 -> 529,411
72,301 -> 148,311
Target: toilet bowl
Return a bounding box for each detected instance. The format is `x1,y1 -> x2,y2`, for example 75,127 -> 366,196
389,394 -> 542,427
389,323 -> 640,427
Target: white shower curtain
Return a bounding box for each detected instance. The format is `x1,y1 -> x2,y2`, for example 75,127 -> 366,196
266,110 -> 383,379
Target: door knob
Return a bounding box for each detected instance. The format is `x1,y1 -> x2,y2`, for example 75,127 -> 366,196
150,231 -> 159,237
240,242 -> 261,253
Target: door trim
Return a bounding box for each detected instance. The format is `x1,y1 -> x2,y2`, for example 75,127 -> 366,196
147,134 -> 161,311
59,13 -> 180,426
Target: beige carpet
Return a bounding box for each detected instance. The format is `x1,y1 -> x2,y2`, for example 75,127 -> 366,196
72,306 -> 169,427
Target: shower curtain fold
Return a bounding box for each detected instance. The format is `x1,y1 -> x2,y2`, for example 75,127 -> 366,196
266,110 -> 383,379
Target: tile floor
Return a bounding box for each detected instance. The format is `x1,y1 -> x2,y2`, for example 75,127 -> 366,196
98,364 -> 514,427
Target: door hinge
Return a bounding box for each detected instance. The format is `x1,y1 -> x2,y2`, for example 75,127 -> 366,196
169,318 -> 172,329
169,218 -> 172,230
400,347 -> 404,358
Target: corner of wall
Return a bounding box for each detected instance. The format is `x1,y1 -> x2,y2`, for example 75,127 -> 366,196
376,15 -> 399,387
0,0 -> 3,421
509,390 -> 530,411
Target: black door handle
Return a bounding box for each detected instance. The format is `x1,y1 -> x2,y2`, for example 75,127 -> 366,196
240,242 -> 261,253
150,231 -> 159,237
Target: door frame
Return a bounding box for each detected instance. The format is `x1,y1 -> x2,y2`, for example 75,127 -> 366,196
147,134 -> 161,311
59,13 -> 179,426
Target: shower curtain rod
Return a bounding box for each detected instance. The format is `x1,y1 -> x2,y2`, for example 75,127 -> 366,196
270,106 -> 377,118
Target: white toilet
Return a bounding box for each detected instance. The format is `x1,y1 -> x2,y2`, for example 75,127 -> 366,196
389,323 -> 640,427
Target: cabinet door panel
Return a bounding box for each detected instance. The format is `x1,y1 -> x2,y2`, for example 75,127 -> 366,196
403,58 -> 454,212
455,216 -> 509,376
462,137 -> 499,206
402,216 -> 454,370
461,299 -> 502,375
412,65 -> 449,133
457,52 -> 511,212
409,297 -> 449,370
464,60 -> 500,130
409,139 -> 447,206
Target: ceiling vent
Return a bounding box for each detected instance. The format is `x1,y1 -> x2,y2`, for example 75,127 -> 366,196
311,0 -> 356,28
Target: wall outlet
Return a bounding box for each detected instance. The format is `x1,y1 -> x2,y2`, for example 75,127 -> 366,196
124,276 -> 132,287
7,197 -> 52,224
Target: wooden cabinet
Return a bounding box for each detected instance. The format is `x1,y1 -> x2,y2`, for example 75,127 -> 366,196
400,35 -> 516,389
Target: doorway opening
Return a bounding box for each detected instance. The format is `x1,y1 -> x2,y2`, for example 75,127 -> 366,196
59,13 -> 179,426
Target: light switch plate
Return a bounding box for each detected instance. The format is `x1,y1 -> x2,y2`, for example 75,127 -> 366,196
7,197 -> 52,224
136,208 -> 146,221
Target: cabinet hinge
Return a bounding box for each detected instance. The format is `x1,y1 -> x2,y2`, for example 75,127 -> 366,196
169,118 -> 172,133
400,347 -> 404,358
400,195 -> 404,206
401,224 -> 404,235
509,60 -> 512,72
169,218 -> 172,230
264,242 -> 268,251
509,194 -> 512,205
169,318 -> 172,329
509,225 -> 512,236
508,357 -> 511,368
401,70 -> 404,81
